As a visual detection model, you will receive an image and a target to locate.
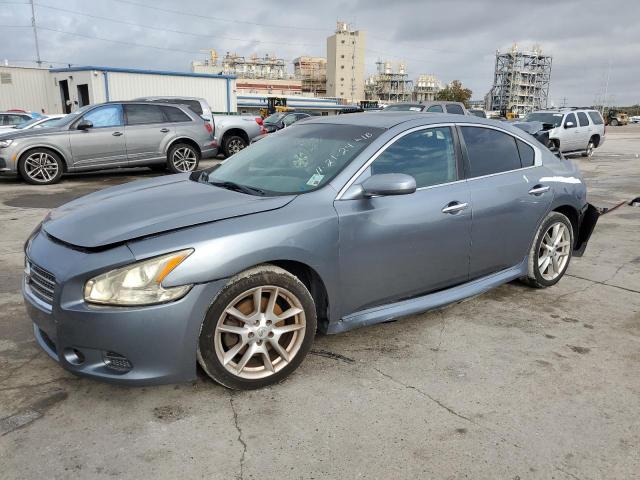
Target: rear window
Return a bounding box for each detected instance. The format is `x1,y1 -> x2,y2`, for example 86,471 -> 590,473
426,105 -> 443,113
125,104 -> 165,125
155,98 -> 203,115
161,106 -> 191,123
446,104 -> 465,115
461,126 -> 521,177
577,112 -> 589,126
588,111 -> 604,125
516,139 -> 535,167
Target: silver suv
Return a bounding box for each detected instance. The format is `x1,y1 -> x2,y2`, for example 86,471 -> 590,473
0,101 -> 217,185
524,109 -> 605,157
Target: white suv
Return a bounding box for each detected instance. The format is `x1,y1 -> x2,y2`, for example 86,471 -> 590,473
523,109 -> 605,157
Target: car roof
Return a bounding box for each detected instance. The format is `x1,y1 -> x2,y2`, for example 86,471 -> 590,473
301,111 -> 500,129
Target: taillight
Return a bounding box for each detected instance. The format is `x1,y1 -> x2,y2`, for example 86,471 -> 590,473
204,122 -> 213,134
260,126 -> 268,135
255,117 -> 263,125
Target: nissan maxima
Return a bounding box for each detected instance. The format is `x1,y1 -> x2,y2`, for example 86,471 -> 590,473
23,112 -> 597,389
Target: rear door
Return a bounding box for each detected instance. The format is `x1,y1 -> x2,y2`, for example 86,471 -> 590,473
68,104 -> 127,168
123,104 -> 173,165
459,125 -> 552,278
576,111 -> 591,151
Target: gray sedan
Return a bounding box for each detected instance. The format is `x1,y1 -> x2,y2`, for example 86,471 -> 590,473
0,101 -> 217,185
23,112 -> 597,389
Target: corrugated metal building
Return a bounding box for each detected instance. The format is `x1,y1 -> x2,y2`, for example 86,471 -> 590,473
0,65 -> 237,114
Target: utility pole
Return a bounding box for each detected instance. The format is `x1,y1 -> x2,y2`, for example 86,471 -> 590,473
602,60 -> 611,115
30,0 -> 42,67
560,96 -> 568,108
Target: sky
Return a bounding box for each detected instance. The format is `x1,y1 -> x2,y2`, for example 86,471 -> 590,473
1,0 -> 639,106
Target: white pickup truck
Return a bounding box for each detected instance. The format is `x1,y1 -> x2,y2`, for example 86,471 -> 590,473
135,96 -> 263,157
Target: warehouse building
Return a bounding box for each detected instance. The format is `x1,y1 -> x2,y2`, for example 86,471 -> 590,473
0,65 -> 238,114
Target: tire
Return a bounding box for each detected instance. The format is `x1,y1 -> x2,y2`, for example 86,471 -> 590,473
581,139 -> 595,157
522,212 -> 574,288
222,135 -> 247,157
167,143 -> 200,174
197,265 -> 316,390
611,119 -> 619,126
18,148 -> 64,185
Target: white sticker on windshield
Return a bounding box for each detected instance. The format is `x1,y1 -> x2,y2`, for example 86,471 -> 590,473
306,173 -> 324,187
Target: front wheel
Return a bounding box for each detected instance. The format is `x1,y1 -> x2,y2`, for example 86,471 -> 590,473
19,149 -> 63,185
610,119 -> 619,126
197,265 -> 316,390
523,212 -> 574,288
167,143 -> 199,173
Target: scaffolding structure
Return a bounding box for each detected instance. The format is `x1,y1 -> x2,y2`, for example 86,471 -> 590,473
365,61 -> 413,103
489,44 -> 552,115
221,52 -> 290,79
293,56 -> 327,96
413,74 -> 442,102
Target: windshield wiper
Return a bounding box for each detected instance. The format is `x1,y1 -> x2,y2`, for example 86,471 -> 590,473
209,181 -> 266,196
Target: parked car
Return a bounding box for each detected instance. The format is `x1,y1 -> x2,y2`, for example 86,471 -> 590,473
630,115 -> 640,124
0,111 -> 35,128
468,109 -> 487,118
135,96 -> 262,157
0,114 -> 66,133
251,112 -> 312,143
523,109 -> 605,157
0,101 -> 216,185
383,101 -> 468,115
23,112 -> 598,389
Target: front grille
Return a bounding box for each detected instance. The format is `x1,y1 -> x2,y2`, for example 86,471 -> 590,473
26,260 -> 56,304
103,351 -> 133,372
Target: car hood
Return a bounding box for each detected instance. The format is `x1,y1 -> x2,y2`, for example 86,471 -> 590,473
42,174 -> 295,248
0,125 -> 67,140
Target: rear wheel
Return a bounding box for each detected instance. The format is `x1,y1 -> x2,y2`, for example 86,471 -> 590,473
582,139 -> 595,157
167,143 -> 199,173
611,119 -> 619,126
197,265 -> 316,390
222,135 -> 247,157
523,212 -> 573,288
19,149 -> 63,185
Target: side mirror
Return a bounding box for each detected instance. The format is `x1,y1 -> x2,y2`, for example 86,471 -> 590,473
361,173 -> 416,197
564,121 -> 574,129
77,119 -> 93,130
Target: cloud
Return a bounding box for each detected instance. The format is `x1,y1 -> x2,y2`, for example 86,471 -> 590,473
1,0 -> 638,105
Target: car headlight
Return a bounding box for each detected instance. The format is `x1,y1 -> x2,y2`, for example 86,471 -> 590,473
84,249 -> 194,306
0,139 -> 13,148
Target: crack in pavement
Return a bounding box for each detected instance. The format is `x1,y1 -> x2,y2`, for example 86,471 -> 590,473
229,394 -> 247,480
554,465 -> 583,480
566,273 -> 640,295
0,351 -> 42,385
373,367 -> 521,449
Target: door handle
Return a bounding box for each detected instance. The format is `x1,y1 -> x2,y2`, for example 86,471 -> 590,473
112,131 -> 123,136
441,202 -> 468,214
528,185 -> 550,196
160,128 -> 170,133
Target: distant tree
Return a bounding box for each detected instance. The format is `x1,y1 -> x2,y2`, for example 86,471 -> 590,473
436,80 -> 472,107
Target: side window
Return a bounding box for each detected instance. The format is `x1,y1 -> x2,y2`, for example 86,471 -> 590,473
446,104 -> 465,115
161,106 -> 191,123
369,127 -> 458,188
564,113 -> 577,128
6,115 -> 25,125
516,139 -> 535,167
577,112 -> 589,126
282,115 -> 297,127
125,104 -> 165,125
461,127 -> 521,177
82,105 -> 123,128
588,111 -> 604,125
426,105 -> 443,113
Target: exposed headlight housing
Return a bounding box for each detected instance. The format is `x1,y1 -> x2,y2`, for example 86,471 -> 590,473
0,139 -> 13,148
84,249 -> 193,306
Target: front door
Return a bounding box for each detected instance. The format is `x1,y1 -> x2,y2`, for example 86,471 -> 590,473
123,104 -> 172,165
458,125 -> 553,279
335,126 -> 471,316
68,104 -> 126,168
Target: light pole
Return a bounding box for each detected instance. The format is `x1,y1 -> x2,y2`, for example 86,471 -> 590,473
30,0 -> 42,67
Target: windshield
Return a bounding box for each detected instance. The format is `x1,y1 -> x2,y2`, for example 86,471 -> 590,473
195,123 -> 384,195
16,117 -> 65,129
264,112 -> 286,124
524,112 -> 564,127
384,104 -> 423,112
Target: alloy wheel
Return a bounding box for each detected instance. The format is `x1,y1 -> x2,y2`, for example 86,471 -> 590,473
172,147 -> 197,172
24,152 -> 59,183
214,286 -> 306,379
227,138 -> 246,155
538,222 -> 571,281
586,142 -> 594,157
